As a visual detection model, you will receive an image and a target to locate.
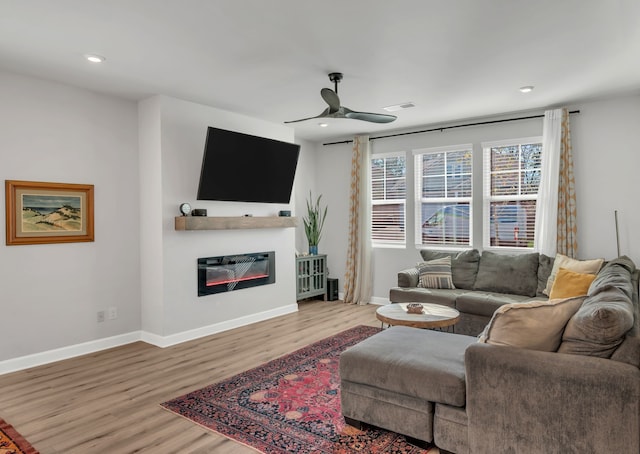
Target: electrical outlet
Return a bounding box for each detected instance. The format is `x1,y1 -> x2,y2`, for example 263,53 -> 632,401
97,311 -> 105,323
107,306 -> 117,320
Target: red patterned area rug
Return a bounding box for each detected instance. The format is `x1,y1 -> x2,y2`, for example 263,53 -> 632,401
162,325 -> 434,453
0,418 -> 39,454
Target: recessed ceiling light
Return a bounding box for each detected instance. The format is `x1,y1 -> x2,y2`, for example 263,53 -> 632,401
383,102 -> 415,112
84,54 -> 106,63
318,123 -> 328,128
519,86 -> 534,93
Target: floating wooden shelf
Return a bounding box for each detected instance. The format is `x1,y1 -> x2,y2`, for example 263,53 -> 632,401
175,216 -> 297,231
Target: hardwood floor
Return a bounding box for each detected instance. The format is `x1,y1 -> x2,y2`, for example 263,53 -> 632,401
0,300 -> 380,453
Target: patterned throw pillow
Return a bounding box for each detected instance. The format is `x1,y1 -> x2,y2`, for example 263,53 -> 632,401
417,256 -> 455,289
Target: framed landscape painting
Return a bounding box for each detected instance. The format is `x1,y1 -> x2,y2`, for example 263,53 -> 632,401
5,180 -> 94,245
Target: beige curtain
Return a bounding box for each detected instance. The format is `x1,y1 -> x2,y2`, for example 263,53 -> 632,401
344,135 -> 373,305
556,108 -> 578,257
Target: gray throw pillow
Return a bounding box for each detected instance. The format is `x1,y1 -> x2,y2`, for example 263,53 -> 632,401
558,286 -> 634,358
473,251 -> 540,297
419,249 -> 480,290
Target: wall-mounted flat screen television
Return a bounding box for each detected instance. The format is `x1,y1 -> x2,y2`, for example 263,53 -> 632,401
197,127 -> 300,204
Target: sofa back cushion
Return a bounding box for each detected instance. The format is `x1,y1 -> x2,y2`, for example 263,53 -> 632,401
537,254 -> 555,296
419,249 -> 480,290
558,257 -> 637,358
611,266 -> 640,367
472,251 -> 539,297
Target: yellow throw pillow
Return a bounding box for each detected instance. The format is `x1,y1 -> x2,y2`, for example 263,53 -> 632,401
549,268 -> 597,299
543,254 -> 603,295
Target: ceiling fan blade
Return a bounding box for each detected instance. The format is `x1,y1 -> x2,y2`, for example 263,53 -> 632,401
344,108 -> 397,123
285,73 -> 396,125
320,88 -> 341,113
284,108 -> 330,124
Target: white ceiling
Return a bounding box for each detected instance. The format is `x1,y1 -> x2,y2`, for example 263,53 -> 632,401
1,0 -> 639,142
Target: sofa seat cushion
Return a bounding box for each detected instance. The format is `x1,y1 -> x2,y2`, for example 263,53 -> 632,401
389,287 -> 466,307
340,326 -> 476,407
455,292 -> 531,317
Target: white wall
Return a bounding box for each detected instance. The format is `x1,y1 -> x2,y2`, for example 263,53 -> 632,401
316,94 -> 640,302
572,95 -> 640,260
139,96 -> 298,341
0,70 -> 140,361
292,138 -> 318,254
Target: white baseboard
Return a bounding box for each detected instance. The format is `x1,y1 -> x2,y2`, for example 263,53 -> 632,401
0,332 -> 142,376
141,304 -> 298,348
0,304 -> 299,375
369,296 -> 389,305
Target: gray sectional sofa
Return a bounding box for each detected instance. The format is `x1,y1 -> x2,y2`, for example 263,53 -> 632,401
390,249 -> 557,335
340,254 -> 640,453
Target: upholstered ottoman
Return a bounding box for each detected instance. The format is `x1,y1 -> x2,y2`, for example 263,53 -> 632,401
339,326 -> 476,446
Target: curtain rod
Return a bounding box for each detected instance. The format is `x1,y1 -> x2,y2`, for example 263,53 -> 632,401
322,110 -> 581,146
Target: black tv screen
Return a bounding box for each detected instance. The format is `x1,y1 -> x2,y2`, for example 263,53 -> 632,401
197,127 -> 300,204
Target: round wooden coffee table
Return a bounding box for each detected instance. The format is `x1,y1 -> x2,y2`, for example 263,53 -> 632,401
376,303 -> 460,330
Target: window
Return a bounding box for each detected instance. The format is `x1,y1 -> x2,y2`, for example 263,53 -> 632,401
371,153 -> 406,245
482,138 -> 542,249
414,145 -> 472,247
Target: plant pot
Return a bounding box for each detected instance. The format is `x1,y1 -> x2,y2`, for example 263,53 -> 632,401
309,245 -> 318,255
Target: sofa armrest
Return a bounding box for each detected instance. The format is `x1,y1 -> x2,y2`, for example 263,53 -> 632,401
465,343 -> 640,454
397,267 -> 419,288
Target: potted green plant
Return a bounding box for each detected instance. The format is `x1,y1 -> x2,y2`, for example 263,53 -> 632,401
303,191 -> 327,255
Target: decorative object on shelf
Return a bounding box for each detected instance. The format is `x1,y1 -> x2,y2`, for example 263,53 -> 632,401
179,202 -> 192,216
406,303 -> 424,314
5,180 -> 94,246
192,208 -> 207,216
303,191 -> 327,255
278,210 -> 291,217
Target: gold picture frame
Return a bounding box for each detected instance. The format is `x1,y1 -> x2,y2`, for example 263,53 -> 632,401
5,180 -> 94,246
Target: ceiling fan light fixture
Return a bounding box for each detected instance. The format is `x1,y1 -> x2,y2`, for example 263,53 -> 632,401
383,102 -> 415,112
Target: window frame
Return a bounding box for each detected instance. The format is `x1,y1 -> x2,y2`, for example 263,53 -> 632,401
413,144 -> 473,249
481,137 -> 543,251
370,151 -> 407,248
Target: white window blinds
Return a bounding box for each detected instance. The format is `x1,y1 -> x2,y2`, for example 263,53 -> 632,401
482,138 -> 543,249
414,145 -> 473,247
371,153 -> 406,245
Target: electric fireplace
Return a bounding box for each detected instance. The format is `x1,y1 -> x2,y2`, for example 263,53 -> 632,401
198,251 -> 275,296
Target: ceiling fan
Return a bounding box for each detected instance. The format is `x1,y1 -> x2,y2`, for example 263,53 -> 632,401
285,72 -> 397,124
